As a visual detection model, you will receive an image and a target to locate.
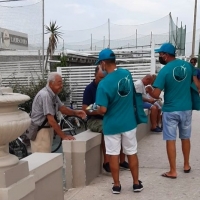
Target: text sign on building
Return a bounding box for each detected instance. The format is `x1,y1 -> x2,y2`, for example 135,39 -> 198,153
2,30 -> 10,47
2,30 -> 28,47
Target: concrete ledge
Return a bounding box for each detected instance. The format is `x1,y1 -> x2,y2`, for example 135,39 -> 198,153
136,109 -> 151,141
63,131 -> 101,189
23,153 -> 63,182
63,131 -> 101,153
0,175 -> 35,200
0,160 -> 35,200
22,153 -> 64,200
0,160 -> 29,188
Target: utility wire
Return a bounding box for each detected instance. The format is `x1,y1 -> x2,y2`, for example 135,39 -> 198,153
0,0 -> 29,2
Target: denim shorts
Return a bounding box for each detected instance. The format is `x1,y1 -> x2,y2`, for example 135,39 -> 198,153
162,111 -> 192,140
143,102 -> 153,109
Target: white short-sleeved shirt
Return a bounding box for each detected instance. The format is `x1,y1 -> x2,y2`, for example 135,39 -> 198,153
134,79 -> 147,98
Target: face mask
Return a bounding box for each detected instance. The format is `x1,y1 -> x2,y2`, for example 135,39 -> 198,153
159,56 -> 167,65
102,70 -> 107,76
100,63 -> 107,76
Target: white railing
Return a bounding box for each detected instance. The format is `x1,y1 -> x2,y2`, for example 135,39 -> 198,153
57,62 -> 153,108
0,60 -> 42,86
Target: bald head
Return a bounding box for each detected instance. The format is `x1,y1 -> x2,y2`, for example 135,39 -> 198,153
142,74 -> 154,86
47,72 -> 63,94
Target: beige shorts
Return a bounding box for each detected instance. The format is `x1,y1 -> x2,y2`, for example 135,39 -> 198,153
104,128 -> 137,155
30,128 -> 54,153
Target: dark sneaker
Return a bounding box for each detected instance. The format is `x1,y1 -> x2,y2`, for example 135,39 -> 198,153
157,126 -> 163,131
133,180 -> 143,192
112,185 -> 121,194
151,127 -> 162,132
103,162 -> 111,172
120,161 -> 129,169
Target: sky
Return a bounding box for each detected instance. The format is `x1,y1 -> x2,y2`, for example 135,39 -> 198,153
0,0 -> 200,54
1,0 -> 199,31
44,0 -> 199,32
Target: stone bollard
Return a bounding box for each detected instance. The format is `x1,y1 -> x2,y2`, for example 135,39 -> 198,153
0,89 -> 35,200
63,130 -> 102,189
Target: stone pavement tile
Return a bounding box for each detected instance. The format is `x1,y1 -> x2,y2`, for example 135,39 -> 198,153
65,168 -> 200,200
64,111 -> 200,200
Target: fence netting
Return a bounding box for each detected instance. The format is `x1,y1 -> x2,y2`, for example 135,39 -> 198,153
0,1 -> 199,56
0,0 -> 42,50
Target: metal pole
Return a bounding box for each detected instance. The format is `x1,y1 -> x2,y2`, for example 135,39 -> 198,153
108,19 -> 110,48
63,39 -> 64,53
192,0 -> 197,57
42,0 -> 44,78
103,36 -> 105,49
198,35 -> 200,68
180,22 -> 183,56
136,29 -> 137,49
90,34 -> 92,51
184,25 -> 186,56
169,12 -> 171,43
175,17 -> 178,48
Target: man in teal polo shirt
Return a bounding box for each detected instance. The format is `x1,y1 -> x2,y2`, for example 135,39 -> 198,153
95,48 -> 143,194
150,43 -> 198,179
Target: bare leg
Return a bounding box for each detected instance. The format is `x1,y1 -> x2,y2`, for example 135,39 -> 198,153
119,148 -> 125,163
127,154 -> 139,185
150,106 -> 158,129
109,155 -> 120,186
157,109 -> 162,126
165,140 -> 177,177
102,134 -> 109,163
181,139 -> 191,170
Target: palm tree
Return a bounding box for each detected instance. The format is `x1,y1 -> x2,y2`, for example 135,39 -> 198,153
45,21 -> 62,71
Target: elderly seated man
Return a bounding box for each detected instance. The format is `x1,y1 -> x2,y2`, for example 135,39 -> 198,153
134,74 -> 162,132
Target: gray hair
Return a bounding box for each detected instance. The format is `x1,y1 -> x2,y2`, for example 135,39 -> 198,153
47,72 -> 62,85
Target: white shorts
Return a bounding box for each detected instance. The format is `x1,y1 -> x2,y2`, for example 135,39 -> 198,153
104,128 -> 137,155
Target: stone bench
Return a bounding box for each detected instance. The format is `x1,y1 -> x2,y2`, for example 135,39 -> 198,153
136,109 -> 151,141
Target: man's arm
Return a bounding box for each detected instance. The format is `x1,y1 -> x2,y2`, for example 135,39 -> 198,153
193,76 -> 200,92
59,105 -> 87,119
149,88 -> 162,99
47,114 -> 75,140
96,83 -> 108,115
142,97 -> 157,104
97,106 -> 107,115
82,104 -> 102,116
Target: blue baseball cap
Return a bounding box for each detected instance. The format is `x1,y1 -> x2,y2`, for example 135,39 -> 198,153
155,43 -> 176,55
95,48 -> 116,65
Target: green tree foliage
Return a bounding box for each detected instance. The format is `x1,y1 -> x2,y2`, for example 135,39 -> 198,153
45,21 -> 62,71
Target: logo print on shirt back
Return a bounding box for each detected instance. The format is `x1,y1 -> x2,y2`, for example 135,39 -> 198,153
118,75 -> 131,97
173,65 -> 187,82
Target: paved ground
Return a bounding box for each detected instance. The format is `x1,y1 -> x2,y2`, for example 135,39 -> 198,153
64,111 -> 200,200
